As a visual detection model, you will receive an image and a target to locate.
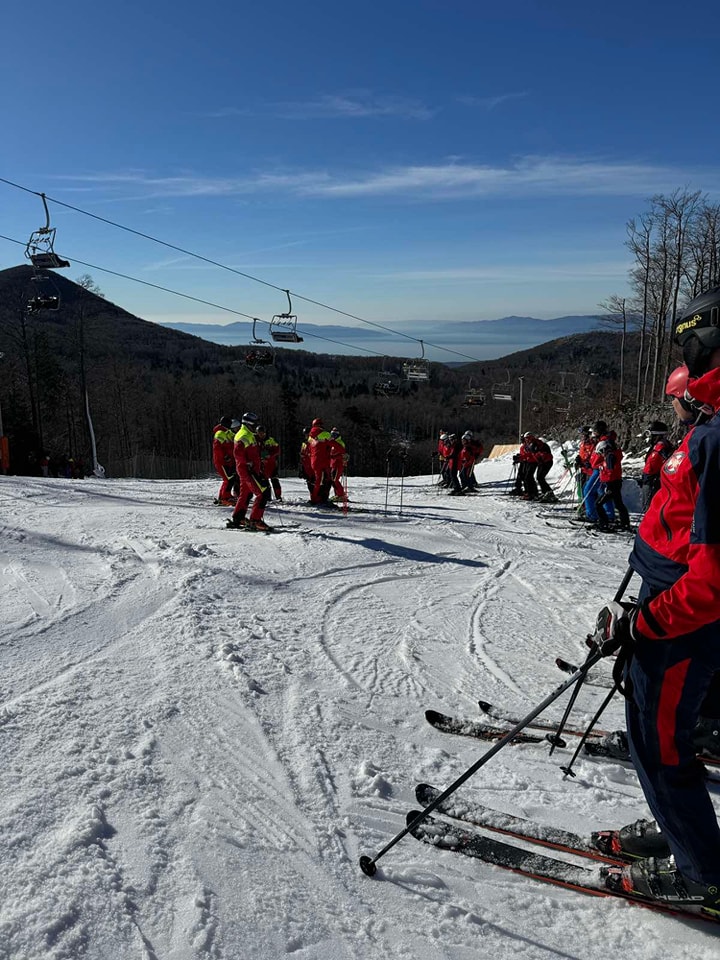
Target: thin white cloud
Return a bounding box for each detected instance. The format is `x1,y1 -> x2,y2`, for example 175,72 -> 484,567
458,92 -> 528,110
52,156 -> 720,201
201,93 -> 434,121
271,93 -> 435,120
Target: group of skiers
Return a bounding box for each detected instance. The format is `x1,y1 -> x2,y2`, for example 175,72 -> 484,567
509,432 -> 555,502
212,414 -> 349,531
211,413 -> 283,531
572,421 -> 632,531
298,419 -> 348,505
436,430 -> 484,494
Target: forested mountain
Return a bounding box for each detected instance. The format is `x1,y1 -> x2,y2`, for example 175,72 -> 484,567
0,265 -> 674,478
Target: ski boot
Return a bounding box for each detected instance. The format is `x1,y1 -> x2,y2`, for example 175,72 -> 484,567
583,730 -> 631,762
249,519 -> 273,533
226,516 -> 247,529
602,855 -> 720,908
592,817 -> 671,861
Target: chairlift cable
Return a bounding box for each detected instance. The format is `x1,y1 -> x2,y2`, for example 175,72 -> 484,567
0,176 -> 488,365
0,233 -> 383,357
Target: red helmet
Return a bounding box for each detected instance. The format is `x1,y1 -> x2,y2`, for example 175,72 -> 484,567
665,364 -> 690,399
312,418 -> 323,427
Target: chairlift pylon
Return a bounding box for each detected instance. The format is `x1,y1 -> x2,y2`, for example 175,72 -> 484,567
402,340 -> 430,382
269,290 -> 303,343
25,193 -> 70,270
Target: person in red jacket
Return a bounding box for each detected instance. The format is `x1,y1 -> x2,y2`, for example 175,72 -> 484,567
227,412 -> 271,531
638,421 -> 675,511
212,415 -> 237,505
444,433 -> 463,495
328,427 -> 348,500
458,431 -> 483,491
298,427 -> 314,496
308,418 -> 332,504
437,431 -> 452,487
598,288 -> 720,907
255,425 -> 282,500
575,425 -> 596,496
591,434 -> 630,531
529,435 -> 555,502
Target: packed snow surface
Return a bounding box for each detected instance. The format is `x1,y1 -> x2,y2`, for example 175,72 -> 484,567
1,458 -> 718,959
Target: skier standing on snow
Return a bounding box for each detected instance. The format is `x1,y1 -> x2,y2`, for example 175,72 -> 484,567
212,415 -> 237,506
328,427 -> 348,500
575,425 -> 595,505
458,432 -> 483,491
597,288 -> 720,908
637,421 -> 675,512
437,432 -> 452,487
308,418 -> 332,505
444,433 -> 464,495
255,425 -> 282,501
528,434 -> 555,502
298,427 -> 314,497
227,413 -> 271,531
592,434 -> 631,531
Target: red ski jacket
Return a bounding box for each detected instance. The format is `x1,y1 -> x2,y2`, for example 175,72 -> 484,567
631,367 -> 720,640
642,438 -> 676,478
212,423 -> 235,475
309,426 -> 332,470
233,425 -> 262,478
591,439 -> 623,483
577,439 -> 596,476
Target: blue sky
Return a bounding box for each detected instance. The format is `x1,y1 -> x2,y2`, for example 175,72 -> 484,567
2,0 -> 720,362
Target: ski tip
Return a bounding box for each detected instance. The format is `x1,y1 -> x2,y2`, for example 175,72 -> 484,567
477,700 -> 492,713
424,709 -> 442,723
415,782 -> 435,804
406,809 -> 425,829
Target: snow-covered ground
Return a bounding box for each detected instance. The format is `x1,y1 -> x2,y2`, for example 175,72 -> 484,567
1,457 -> 717,960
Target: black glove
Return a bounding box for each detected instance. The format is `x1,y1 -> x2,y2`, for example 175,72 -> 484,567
513,454 -> 521,464
635,476 -> 646,486
589,602 -> 637,657
574,456 -> 582,469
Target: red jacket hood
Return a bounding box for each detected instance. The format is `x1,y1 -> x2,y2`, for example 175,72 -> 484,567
688,367 -> 720,409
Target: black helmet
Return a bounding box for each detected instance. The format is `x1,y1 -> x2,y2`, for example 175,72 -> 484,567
592,420 -> 607,436
648,420 -> 669,435
674,286 -> 720,376
220,415 -> 232,428
578,424 -> 591,435
241,411 -> 259,426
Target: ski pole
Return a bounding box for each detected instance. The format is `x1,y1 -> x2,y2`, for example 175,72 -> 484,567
384,451 -> 392,514
559,682 -> 618,779
399,455 -> 406,516
547,565 -> 633,756
359,647 -> 606,878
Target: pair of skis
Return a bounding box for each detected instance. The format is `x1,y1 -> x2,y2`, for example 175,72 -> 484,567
425,702 -> 720,769
407,783 -> 720,925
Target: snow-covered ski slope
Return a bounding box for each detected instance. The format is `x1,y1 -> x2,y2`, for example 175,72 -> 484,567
1,457 -> 716,959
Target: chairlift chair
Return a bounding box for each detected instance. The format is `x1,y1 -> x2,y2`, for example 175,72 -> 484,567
372,372 -> 402,397
24,193 -> 70,270
269,290 -> 303,343
26,272 -> 61,312
463,378 -> 485,407
401,340 -> 430,382
245,318 -> 275,367
491,369 -> 514,402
